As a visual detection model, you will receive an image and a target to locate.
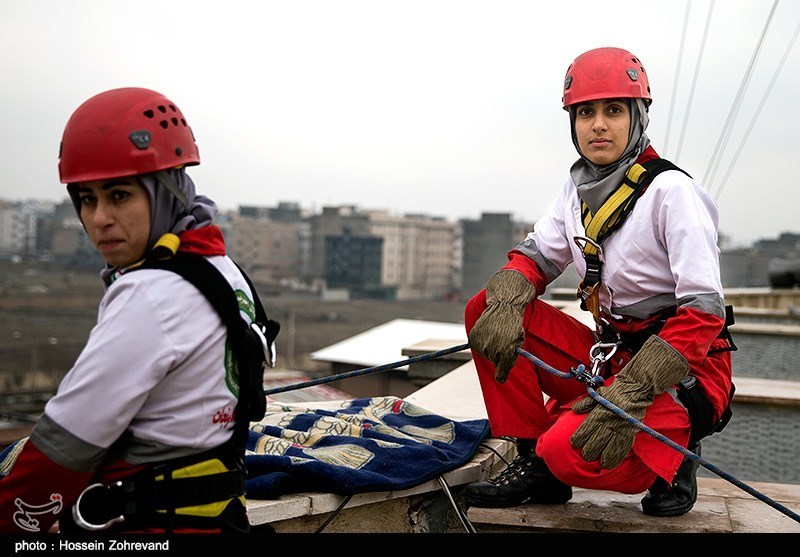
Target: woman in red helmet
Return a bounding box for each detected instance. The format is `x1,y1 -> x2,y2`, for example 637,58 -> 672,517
464,47 -> 735,517
0,88 -> 269,533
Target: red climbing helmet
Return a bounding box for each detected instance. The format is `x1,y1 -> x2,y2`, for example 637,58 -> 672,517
58,87 -> 200,183
561,47 -> 652,110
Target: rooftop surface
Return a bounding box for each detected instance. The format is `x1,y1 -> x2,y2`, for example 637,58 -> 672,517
246,333 -> 800,534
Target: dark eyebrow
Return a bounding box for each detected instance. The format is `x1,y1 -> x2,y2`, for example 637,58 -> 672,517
77,180 -> 134,193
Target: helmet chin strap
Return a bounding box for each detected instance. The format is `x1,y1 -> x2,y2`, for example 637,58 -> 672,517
154,170 -> 189,210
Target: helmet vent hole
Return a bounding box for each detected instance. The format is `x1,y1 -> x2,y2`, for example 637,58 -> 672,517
181,118 -> 187,127
157,105 -> 167,113
143,109 -> 154,119
159,120 -> 169,129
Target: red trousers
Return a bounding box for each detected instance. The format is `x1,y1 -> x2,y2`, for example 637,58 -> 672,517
464,291 -> 690,493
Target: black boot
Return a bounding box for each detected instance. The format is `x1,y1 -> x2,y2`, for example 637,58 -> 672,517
466,439 -> 572,508
641,442 -> 700,517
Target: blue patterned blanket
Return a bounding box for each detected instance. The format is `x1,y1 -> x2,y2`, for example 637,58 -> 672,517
244,396 -> 490,498
0,397 -> 490,500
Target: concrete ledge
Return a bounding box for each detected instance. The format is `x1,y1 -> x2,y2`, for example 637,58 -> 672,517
732,306 -> 800,320
401,339 -> 472,361
730,322 -> 800,336
731,376 -> 800,406
245,432 -> 800,534
402,339 -> 472,387
246,437 -> 512,531
467,477 -> 800,533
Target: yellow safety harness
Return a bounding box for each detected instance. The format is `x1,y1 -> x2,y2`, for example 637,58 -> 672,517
573,159 -> 739,444
67,235 -> 280,533
575,158 -> 687,335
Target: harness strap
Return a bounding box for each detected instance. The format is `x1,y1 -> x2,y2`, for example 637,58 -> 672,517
676,377 -> 736,446
139,243 -> 279,436
67,236 -> 280,532
576,158 -> 689,329
583,162 -> 648,247
146,470 -> 243,510
69,455 -> 247,532
709,304 -> 738,354
76,468 -> 243,520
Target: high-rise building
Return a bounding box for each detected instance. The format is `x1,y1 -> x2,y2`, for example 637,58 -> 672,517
460,213 -> 534,300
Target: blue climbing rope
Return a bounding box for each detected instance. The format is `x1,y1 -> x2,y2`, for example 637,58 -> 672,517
514,346 -> 800,525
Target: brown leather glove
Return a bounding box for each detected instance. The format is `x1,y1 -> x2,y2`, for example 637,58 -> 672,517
467,270 -> 536,383
569,335 -> 690,469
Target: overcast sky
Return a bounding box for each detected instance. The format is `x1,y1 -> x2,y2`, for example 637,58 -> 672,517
1,0 -> 798,247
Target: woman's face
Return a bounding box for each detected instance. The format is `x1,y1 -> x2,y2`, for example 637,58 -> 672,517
573,98 -> 631,166
77,178 -> 152,268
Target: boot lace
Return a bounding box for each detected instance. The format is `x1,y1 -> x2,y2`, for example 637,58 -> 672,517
489,453 -> 531,485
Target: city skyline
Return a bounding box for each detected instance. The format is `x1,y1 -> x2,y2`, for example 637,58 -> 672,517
2,1 -> 799,248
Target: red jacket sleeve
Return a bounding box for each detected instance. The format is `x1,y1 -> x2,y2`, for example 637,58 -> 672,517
658,306 -> 733,420
502,250 -> 549,295
658,306 -> 725,367
0,439 -> 92,534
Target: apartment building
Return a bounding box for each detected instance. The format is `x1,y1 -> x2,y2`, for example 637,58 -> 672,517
3,198 -> 796,296
308,205 -> 460,300
460,212 -> 535,300
221,212 -> 311,286
0,200 -> 53,256
366,210 -> 459,300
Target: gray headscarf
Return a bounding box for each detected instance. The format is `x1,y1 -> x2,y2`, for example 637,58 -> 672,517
67,168 -> 218,281
137,168 -> 218,249
568,98 -> 651,215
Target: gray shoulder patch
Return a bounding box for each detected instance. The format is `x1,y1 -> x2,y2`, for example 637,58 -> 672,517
677,293 -> 726,319
30,414 -> 107,473
514,238 -> 560,283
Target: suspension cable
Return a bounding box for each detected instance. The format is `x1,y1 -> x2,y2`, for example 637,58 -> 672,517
663,0 -> 692,157
715,8 -> 800,201
674,0 -> 715,163
705,0 -> 779,191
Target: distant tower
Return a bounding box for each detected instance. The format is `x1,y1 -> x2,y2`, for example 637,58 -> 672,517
460,213 -> 533,300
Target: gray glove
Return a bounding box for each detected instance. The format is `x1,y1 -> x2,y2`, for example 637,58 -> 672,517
467,270 -> 536,383
570,335 -> 690,469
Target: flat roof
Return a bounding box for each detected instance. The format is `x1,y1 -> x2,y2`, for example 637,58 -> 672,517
310,318 -> 467,369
